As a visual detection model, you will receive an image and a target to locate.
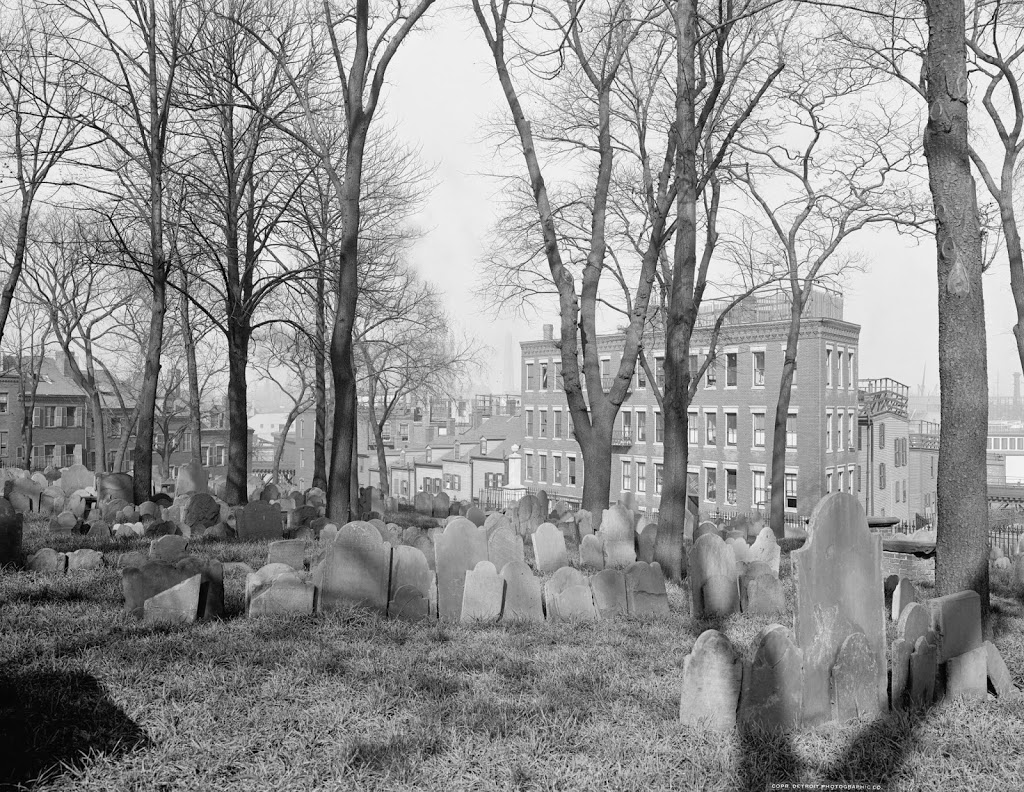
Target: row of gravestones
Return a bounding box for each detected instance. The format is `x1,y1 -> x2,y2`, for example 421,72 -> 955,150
688,528 -> 784,618
678,494 -> 1021,732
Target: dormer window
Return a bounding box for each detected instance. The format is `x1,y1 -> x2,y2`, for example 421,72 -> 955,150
480,438 -> 487,455
426,446 -> 432,463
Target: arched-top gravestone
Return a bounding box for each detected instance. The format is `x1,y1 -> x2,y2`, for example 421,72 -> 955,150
99,472 -> 134,504
488,525 -> 524,572
414,490 -> 433,516
534,490 -> 549,521
689,533 -> 739,619
531,522 -> 568,573
793,492 -> 885,726
60,464 -> 93,496
600,504 -> 634,543
590,569 -> 628,619
749,527 -> 781,577
260,483 -> 281,501
679,630 -> 741,731
236,500 -> 284,541
466,506 -> 486,527
431,492 -> 450,519
624,561 -> 669,616
500,560 -> 543,622
175,462 -> 209,495
389,544 -> 432,602
318,522 -> 390,613
434,518 -> 487,622
738,624 -> 803,732
461,561 -> 505,623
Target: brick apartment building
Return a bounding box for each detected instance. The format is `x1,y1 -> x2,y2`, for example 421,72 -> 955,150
519,287 -> 861,521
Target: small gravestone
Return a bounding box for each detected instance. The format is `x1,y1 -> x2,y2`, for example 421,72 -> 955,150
185,493 -> 220,530
926,590 -> 982,664
317,523 -> 390,613
260,483 -> 281,501
389,545 -> 432,603
144,574 -> 201,624
531,522 -> 568,573
749,527 -> 781,577
0,501 -> 22,566
101,499 -> 132,523
603,538 -> 636,570
500,560 -> 544,622
984,641 -> 1021,699
590,569 -> 628,619
60,464 -> 93,495
461,561 -> 505,623
946,645 -> 987,702
884,574 -> 900,597
67,548 -> 103,571
175,462 -> 209,495
85,519 -> 109,540
249,577 -> 315,616
726,537 -> 751,570
534,490 -> 549,521
431,492 -> 450,519
742,573 -> 786,615
414,535 -> 436,571
27,548 -> 66,574
624,561 -> 669,616
601,504 -> 634,543
99,472 -> 134,504
488,525 -> 524,571
890,637 -> 913,710
245,563 -> 300,611
690,533 -> 739,619
484,512 -> 512,533
434,518 -> 487,622
267,539 -> 306,571
891,578 -> 917,622
909,635 -> 938,707
150,535 -> 189,563
636,522 -> 657,564
576,509 -> 594,538
390,585 -> 429,622
793,493 -> 885,726
893,604 -> 935,711
145,520 -> 179,538
679,630 -> 741,731
580,534 -> 604,570
544,566 -> 597,622
414,490 -> 433,516
319,524 -> 340,543
467,506 -> 486,527
277,497 -> 296,514
288,505 -> 320,534
122,557 -> 224,619
517,494 -> 538,530
694,521 -> 721,541
738,625 -> 803,732
236,500 -> 284,541
52,511 -> 78,532
39,486 -> 64,516
832,632 -> 884,722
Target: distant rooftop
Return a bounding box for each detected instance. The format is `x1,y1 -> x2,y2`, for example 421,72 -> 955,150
694,286 -> 844,329
859,378 -> 909,419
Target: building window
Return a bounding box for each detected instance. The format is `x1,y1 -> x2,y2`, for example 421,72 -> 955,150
846,410 -> 855,449
636,410 -> 646,442
181,432 -> 192,452
726,353 -> 738,387
837,350 -> 845,388
527,410 -> 534,436
539,453 -> 548,483
705,467 -> 717,501
400,423 -> 409,441
848,352 -> 855,388
753,412 -> 766,448
752,350 -> 765,387
706,412 -> 717,445
930,456 -> 934,478
554,455 -> 562,484
622,410 -> 632,440
216,445 -> 226,466
526,452 -> 534,480
826,410 -> 833,451
480,438 -> 487,455
600,358 -> 610,380
837,469 -> 844,493
109,417 -> 122,438
567,456 -> 577,485
689,354 -> 699,380
540,409 -> 548,438
656,412 -> 664,443
636,364 -> 646,389
45,406 -> 57,428
786,413 -> 797,449
655,462 -> 664,493
0,431 -> 7,457
837,412 -> 845,453
688,411 -> 698,444
622,460 -> 632,491
65,406 -> 78,427
902,480 -> 907,502
0,392 -> 7,413
553,410 -> 563,439
443,473 -> 452,489
785,472 -> 798,509
826,471 -> 833,493
525,363 -> 535,390
637,462 -> 646,492
752,469 -> 766,509
725,468 -> 737,505
655,356 -> 665,388
847,465 -> 855,493
541,362 -> 549,390
726,412 -> 737,446
706,358 -> 717,388
826,348 -> 833,388
688,470 -> 699,498
879,423 -> 885,449
879,462 -> 886,489
201,445 -> 211,467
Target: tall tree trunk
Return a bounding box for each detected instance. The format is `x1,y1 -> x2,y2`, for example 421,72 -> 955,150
226,326 -> 250,505
313,261 -> 328,490
271,409 -> 299,485
579,412 -> 614,514
769,303 -> 801,538
83,340 -> 106,470
180,288 -> 203,468
923,0 -> 990,630
655,0 -> 698,583
114,408 -> 139,472
0,201 -> 31,352
1001,203 -> 1024,376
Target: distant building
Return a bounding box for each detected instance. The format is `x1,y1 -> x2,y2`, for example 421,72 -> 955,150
519,287 -> 860,521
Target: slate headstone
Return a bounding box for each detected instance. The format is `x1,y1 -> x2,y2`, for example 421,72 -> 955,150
500,560 -> 544,622
150,535 -> 189,563
831,632 -> 885,722
26,548 -> 66,574
891,578 -> 917,622
249,577 -> 315,616
741,574 -> 786,615
738,624 -> 803,732
580,534 -> 604,570
144,574 -> 201,624
531,522 -> 568,573
624,561 -> 669,616
590,569 -> 628,619
236,500 -> 284,541
434,518 -> 487,622
60,463 -> 93,496
636,522 -> 657,564
603,539 -> 637,570
544,566 -> 597,622
267,539 -> 306,571
679,630 -> 741,731
689,533 -> 739,619
122,557 -> 224,619
390,585 -> 430,622
749,527 -> 781,577
909,635 -> 938,707
487,525 -> 524,572
67,548 -> 103,571
946,645 -> 987,702
601,504 -> 634,543
461,560 -> 505,623
984,641 -> 1021,700
926,590 -> 982,664
389,544 -> 432,603
317,522 -> 390,613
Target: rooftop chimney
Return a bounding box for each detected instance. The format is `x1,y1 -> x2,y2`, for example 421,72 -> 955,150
542,324 -> 553,341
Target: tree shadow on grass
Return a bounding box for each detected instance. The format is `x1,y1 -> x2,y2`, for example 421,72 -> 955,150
0,668 -> 151,790
820,706 -> 931,791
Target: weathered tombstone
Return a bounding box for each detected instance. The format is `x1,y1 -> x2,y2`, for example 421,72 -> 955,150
244,563 -> 301,610
277,497 -> 297,514
144,574 -> 201,624
288,506 -> 320,534
624,561 -> 669,616
414,534 -> 436,571
590,569 -> 628,619
488,525 -> 525,572
434,518 -> 488,622
414,490 -> 433,516
68,548 -> 103,571
535,489 -> 550,521
926,590 -> 982,664
679,630 -> 741,731
86,519 -> 110,540
601,504 -> 634,543
636,522 -> 657,564
792,493 -> 886,726
431,491 -> 451,519
236,500 -> 285,541
150,535 -> 189,563
738,625 -> 803,732
267,539 -> 306,571
517,494 -> 538,533
909,635 -> 938,707
984,641 -> 1021,700
101,498 -> 132,523
289,490 -> 305,508
122,557 -> 224,619
694,521 -> 721,542
389,545 -> 432,603
185,493 -> 220,530
0,500 -> 22,567
38,486 -> 65,516
749,527 -> 781,577
175,462 -> 209,495
60,463 -> 93,496
500,560 -> 544,622
726,537 -> 751,571
389,585 -> 430,622
946,645 -> 988,702
576,509 -> 594,538
689,533 -> 739,619
831,632 -> 885,721
544,566 -> 598,623
26,548 -> 67,574
531,522 -> 568,573
260,483 -> 281,501
317,522 -> 390,613
742,574 -> 786,615
580,534 -> 604,570
461,561 -> 505,623
51,510 -> 78,533
891,578 -> 918,622
466,506 -> 486,527
483,512 -> 511,533
401,525 -> 421,545
99,472 -> 134,504
249,577 -> 316,616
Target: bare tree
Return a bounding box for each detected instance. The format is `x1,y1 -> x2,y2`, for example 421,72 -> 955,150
0,292 -> 51,468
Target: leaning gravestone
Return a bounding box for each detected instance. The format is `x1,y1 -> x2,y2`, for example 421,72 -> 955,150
926,590 -> 982,664
793,493 -> 886,726
434,518 -> 487,622
741,573 -> 786,615
487,525 -> 524,572
580,534 -> 604,570
590,569 -> 628,619
891,578 -> 918,622
317,522 -> 390,613
624,561 -> 669,616
946,645 -> 987,702
601,504 -> 635,543
249,576 -> 316,617
544,566 -> 598,623
891,602 -> 934,710
636,522 -> 657,564
738,624 -> 803,732
461,560 -> 505,623
500,560 -> 544,622
531,522 -> 568,573
150,535 -> 189,563
244,563 -> 300,611
679,630 -> 741,731
144,574 -> 201,624
60,464 -> 93,496
38,486 -> 64,516
689,533 -> 740,619
185,493 -> 221,531
67,548 -> 103,571
27,547 -> 67,574
122,557 -> 224,619
517,494 -> 538,534
236,500 -> 284,541
909,635 -> 938,707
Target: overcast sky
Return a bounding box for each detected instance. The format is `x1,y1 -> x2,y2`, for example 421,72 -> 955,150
380,14 -> 1023,401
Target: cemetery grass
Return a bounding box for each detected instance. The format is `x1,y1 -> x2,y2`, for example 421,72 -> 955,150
1,521 -> 1023,792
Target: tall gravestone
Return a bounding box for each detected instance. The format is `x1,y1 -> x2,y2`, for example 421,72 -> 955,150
434,518 -> 487,622
389,545 -> 432,603
689,533 -> 739,619
793,493 -> 886,726
531,522 -> 568,573
590,569 -> 628,619
500,560 -> 544,622
488,525 -> 524,571
738,625 -> 803,732
317,522 -> 390,613
461,561 -> 505,623
679,630 -> 741,731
